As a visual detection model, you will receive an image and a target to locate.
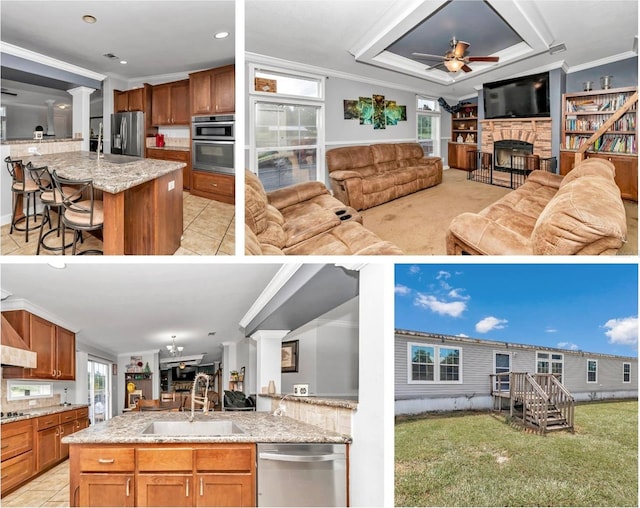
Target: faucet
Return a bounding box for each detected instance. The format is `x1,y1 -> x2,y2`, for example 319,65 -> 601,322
273,393 -> 292,416
188,373 -> 210,422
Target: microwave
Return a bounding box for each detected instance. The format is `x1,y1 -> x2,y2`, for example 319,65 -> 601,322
192,115 -> 234,141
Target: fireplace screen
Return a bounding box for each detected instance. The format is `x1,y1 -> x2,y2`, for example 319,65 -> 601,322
494,140 -> 534,171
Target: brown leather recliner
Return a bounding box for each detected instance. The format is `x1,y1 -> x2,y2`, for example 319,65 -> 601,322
447,158 -> 628,255
245,170 -> 403,255
326,142 -> 442,211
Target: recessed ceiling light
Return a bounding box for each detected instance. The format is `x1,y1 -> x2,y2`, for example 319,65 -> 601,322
214,31 -> 230,39
48,261 -> 66,269
82,14 -> 97,24
120,60 -> 127,65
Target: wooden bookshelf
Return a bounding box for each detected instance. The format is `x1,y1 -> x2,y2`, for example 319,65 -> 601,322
449,103 -> 478,170
560,86 -> 637,200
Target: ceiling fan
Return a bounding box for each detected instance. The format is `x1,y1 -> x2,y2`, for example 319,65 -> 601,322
412,37 -> 499,73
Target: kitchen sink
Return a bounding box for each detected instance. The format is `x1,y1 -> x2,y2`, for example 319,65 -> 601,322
142,420 -> 245,436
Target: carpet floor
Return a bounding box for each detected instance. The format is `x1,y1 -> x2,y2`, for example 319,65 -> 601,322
361,169 -> 638,256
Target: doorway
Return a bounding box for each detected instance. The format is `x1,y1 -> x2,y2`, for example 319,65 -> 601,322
494,352 -> 511,391
87,359 -> 111,424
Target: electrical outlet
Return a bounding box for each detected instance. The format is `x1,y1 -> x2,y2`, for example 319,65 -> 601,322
168,180 -> 175,191
28,147 -> 39,154
29,399 -> 37,406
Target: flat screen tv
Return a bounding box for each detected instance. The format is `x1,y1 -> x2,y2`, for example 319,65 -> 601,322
483,72 -> 550,119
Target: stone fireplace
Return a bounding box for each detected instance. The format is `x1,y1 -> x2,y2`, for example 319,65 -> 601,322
480,118 -> 552,161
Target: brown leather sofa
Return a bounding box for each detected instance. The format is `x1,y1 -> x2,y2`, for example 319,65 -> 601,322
326,143 -> 442,210
245,170 -> 403,255
447,158 -> 628,255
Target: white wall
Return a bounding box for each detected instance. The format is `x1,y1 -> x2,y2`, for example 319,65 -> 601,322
5,104 -> 73,140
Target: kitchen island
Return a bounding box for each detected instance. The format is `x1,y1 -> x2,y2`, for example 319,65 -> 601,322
21,151 -> 184,255
63,411 -> 350,507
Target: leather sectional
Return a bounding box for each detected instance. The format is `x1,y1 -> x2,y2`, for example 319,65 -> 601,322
447,158 -> 628,255
245,170 -> 403,255
326,143 -> 443,210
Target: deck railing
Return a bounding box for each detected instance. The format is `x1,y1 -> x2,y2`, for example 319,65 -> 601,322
534,374 -> 575,430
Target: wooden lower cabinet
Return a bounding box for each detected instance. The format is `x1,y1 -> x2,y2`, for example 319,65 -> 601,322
448,142 -> 476,170
71,443 -> 256,507
191,171 -> 235,204
559,150 -> 638,201
79,474 -> 135,507
36,420 -> 61,472
1,419 -> 34,496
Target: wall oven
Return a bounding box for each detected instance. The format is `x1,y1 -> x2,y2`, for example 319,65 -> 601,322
192,115 -> 235,174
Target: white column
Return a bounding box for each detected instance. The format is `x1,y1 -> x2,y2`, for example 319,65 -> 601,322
45,99 -> 56,136
67,86 -> 95,151
350,263 -> 390,507
251,329 -> 289,412
221,341 -> 237,392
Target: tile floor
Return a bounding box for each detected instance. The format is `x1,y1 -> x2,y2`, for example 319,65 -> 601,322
2,460 -> 70,507
1,192 -> 235,256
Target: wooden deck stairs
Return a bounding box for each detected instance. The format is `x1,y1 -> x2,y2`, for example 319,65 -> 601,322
490,372 -> 575,433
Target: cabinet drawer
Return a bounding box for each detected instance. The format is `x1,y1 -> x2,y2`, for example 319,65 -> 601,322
163,150 -> 189,162
192,171 -> 234,197
1,420 -> 33,462
36,414 -> 61,430
137,448 -> 193,472
76,407 -> 89,420
1,450 -> 34,495
60,410 -> 77,423
78,447 -> 135,472
195,445 -> 254,472
147,148 -> 166,160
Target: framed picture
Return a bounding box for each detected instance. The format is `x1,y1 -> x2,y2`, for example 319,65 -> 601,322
281,340 -> 299,373
128,390 -> 143,408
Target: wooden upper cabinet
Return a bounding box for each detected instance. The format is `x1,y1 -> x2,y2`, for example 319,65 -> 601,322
0,310 -> 75,380
152,80 -> 190,126
29,315 -> 57,379
190,65 -> 235,115
114,88 -> 145,113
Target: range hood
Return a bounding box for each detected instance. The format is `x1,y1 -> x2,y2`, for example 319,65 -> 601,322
1,314 -> 37,368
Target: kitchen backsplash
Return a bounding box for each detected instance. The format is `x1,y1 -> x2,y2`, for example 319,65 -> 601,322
0,378 -> 61,412
146,136 -> 190,148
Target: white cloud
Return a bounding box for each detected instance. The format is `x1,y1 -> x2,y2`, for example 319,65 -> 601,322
395,284 -> 411,296
448,288 -> 470,300
408,265 -> 421,274
414,293 -> 467,317
456,333 -> 468,338
545,327 -> 558,333
557,341 -> 580,351
475,316 -> 508,333
436,271 -> 451,280
603,316 -> 638,346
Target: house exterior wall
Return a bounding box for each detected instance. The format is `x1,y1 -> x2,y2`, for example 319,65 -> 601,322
396,331 -> 638,415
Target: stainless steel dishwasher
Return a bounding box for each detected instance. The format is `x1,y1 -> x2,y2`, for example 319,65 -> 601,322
257,443 -> 347,507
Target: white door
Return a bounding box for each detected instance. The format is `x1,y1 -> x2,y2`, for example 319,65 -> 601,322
88,359 -> 111,424
494,352 -> 511,391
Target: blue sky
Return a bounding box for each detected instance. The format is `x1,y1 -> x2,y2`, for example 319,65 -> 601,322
395,264 -> 638,358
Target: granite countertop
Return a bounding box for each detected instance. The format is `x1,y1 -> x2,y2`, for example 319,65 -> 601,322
259,393 -> 358,410
2,137 -> 82,145
21,151 -> 185,194
61,411 -> 352,445
1,404 -> 89,425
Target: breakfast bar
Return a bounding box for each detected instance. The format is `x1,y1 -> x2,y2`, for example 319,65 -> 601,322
21,151 -> 185,255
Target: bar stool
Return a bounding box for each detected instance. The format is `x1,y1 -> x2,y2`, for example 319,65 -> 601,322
28,165 -> 77,255
52,170 -> 104,255
4,156 -> 48,243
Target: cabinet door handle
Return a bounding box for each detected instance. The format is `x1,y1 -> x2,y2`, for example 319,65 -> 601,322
97,458 -> 115,464
1,444 -> 10,449
200,477 -> 204,496
126,478 -> 131,497
185,478 -> 190,497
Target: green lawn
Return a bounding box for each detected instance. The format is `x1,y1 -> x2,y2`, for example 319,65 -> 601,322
395,400 -> 638,507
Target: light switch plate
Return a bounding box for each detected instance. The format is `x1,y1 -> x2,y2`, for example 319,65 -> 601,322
168,180 -> 175,191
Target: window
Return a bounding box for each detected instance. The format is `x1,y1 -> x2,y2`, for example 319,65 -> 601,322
7,380 -> 53,401
623,363 -> 631,383
408,343 -> 461,383
250,65 -> 325,191
537,351 -> 563,381
587,360 -> 598,383
416,96 -> 440,157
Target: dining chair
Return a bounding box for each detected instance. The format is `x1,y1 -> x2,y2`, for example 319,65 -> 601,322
51,170 -> 104,255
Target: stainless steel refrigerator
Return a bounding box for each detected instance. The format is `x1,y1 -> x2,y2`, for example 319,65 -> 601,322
111,111 -> 144,157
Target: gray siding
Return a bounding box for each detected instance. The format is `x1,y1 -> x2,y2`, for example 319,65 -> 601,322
396,332 -> 637,402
